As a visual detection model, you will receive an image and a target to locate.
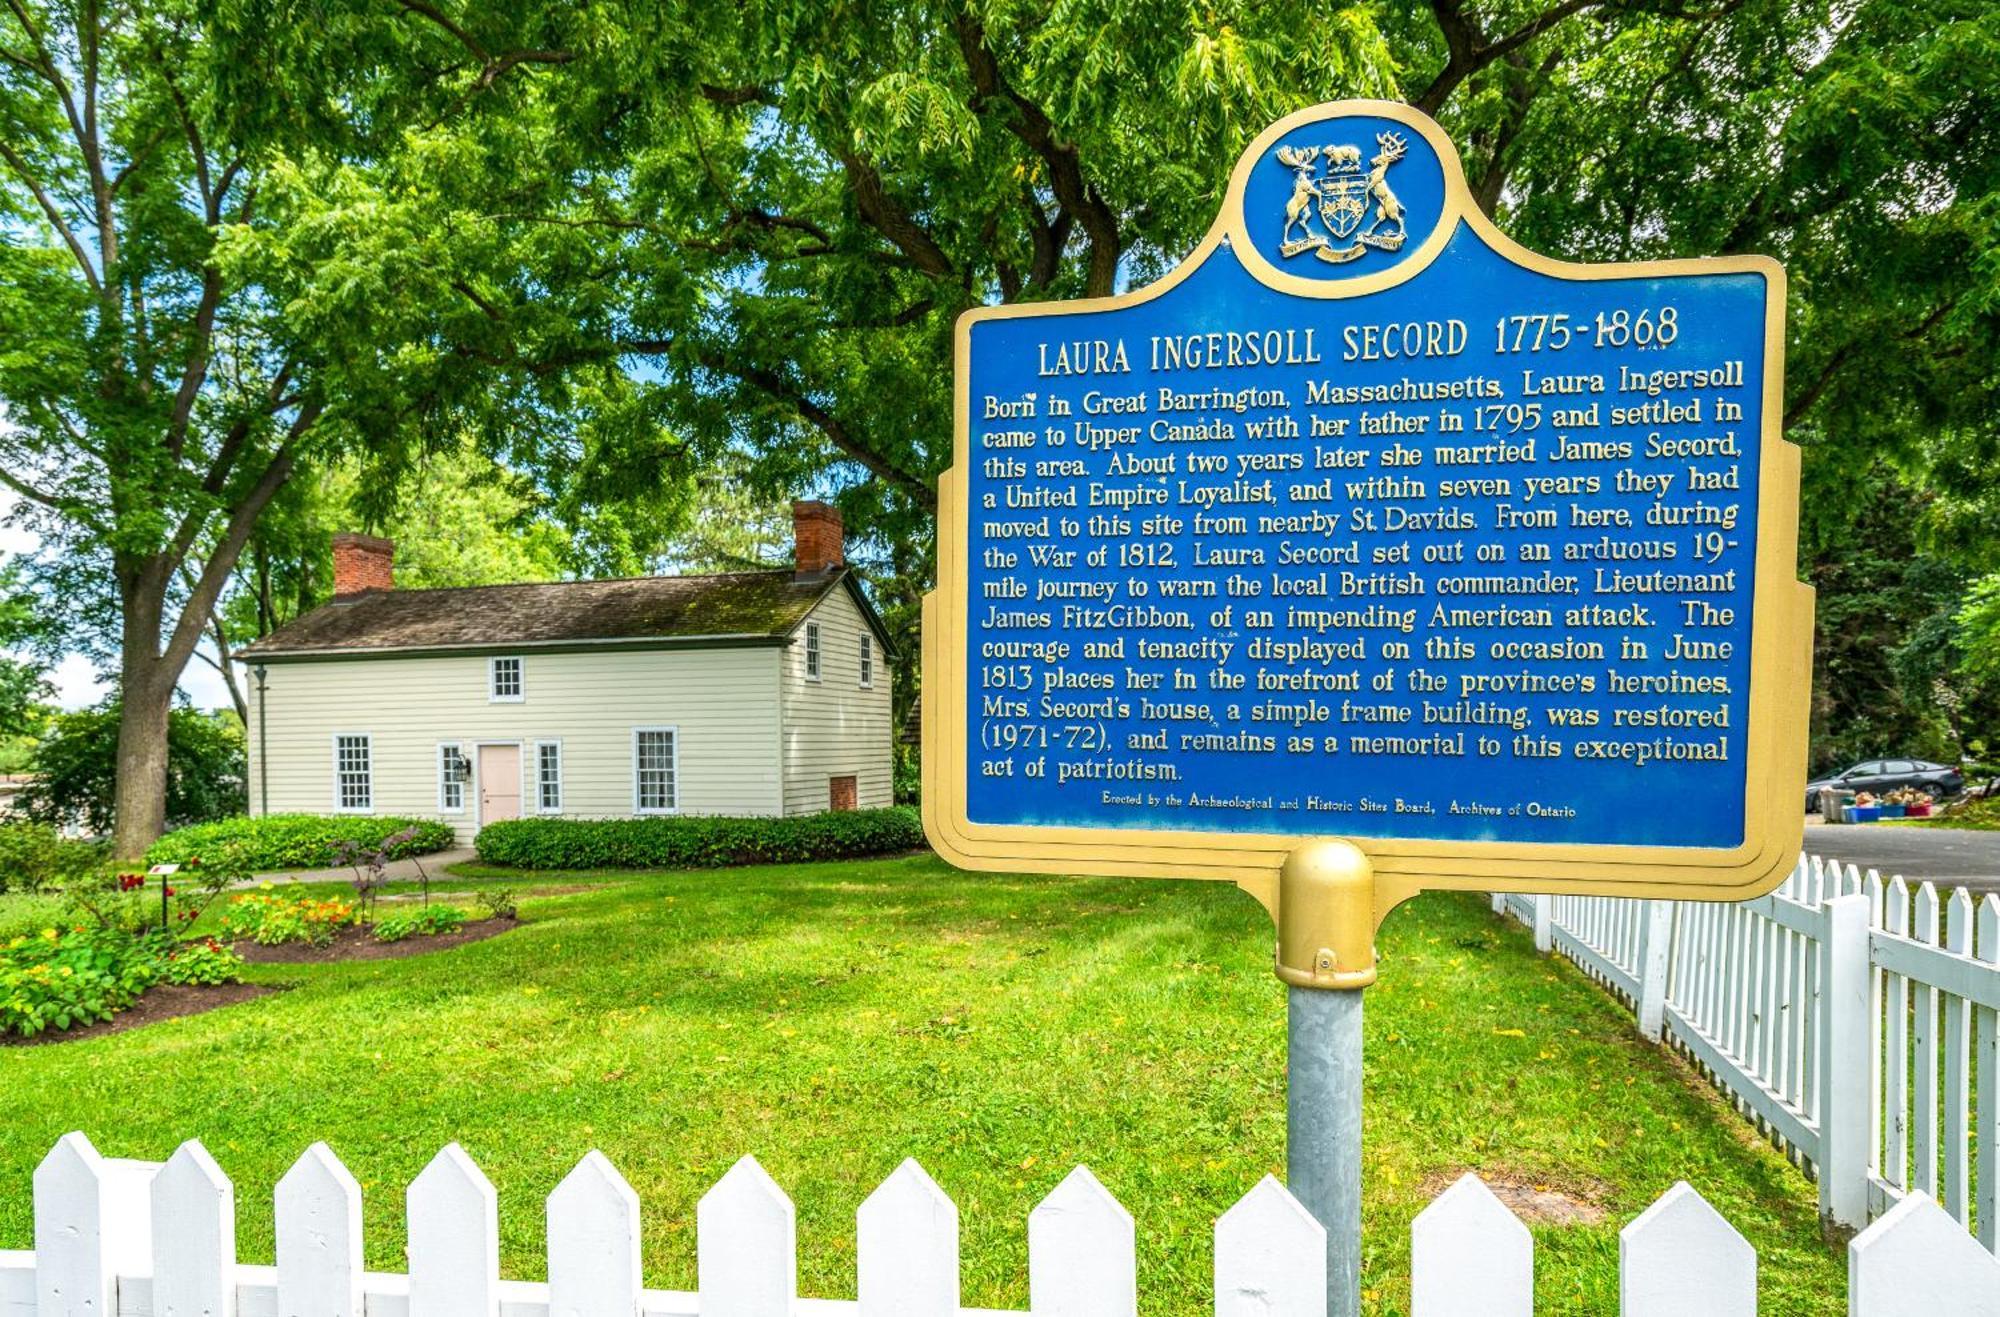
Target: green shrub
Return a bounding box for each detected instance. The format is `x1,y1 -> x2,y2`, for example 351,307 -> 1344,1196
473,888 -> 518,920
0,822 -> 105,894
159,937 -> 244,986
147,815 -> 455,871
474,807 -> 925,870
219,890 -> 356,946
0,927 -> 162,1037
373,905 -> 468,943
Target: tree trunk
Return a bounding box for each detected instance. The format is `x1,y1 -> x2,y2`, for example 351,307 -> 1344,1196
112,663 -> 173,858
111,564 -> 173,858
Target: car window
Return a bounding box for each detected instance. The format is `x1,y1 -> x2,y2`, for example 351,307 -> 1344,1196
1889,761 -> 1919,774
1848,762 -> 1884,776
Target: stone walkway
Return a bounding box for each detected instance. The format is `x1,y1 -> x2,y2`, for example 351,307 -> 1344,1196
242,846 -> 479,886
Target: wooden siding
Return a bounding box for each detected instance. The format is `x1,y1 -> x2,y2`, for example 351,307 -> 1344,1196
249,646 -> 784,842
778,586 -> 894,815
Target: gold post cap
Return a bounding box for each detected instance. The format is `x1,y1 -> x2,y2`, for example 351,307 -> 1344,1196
1275,840 -> 1378,990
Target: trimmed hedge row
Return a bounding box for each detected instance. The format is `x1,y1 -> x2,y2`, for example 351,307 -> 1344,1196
474,808 -> 926,869
146,814 -> 457,871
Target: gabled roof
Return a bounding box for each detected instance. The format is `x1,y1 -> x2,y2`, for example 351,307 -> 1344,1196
240,567 -> 892,660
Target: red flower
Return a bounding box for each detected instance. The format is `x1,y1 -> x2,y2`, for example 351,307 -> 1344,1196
118,874 -> 144,891
164,886 -> 176,897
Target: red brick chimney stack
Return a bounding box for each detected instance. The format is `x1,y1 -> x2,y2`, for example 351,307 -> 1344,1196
793,501 -> 845,577
331,533 -> 395,598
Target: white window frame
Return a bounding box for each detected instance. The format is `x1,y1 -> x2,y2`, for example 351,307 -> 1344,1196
533,739 -> 564,814
332,733 -> 374,814
632,726 -> 680,815
437,742 -> 470,814
488,655 -> 525,703
859,634 -> 874,688
804,622 -> 822,681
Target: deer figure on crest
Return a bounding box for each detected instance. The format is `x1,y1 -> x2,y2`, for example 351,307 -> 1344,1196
1277,145 -> 1321,249
1363,132 -> 1407,240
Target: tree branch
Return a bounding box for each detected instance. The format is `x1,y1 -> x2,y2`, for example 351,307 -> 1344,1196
838,152 -> 957,280
955,13 -> 1119,296
693,351 -> 936,509
0,138 -> 102,291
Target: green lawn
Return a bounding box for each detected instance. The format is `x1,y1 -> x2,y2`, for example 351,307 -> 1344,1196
0,857 -> 1843,1313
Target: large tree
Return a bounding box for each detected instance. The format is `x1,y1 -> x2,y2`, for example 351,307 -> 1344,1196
0,0 -> 696,852
295,0 -> 1997,758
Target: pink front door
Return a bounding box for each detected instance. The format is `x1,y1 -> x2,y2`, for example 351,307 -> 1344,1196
479,744 -> 521,824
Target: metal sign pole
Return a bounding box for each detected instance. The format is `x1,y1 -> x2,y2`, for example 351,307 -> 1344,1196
1275,841 -> 1378,1317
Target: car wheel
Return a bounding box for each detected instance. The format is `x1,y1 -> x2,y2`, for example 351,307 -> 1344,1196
1925,783 -> 1947,800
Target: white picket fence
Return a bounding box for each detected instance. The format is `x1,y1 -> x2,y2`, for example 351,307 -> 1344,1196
4,1132 -> 1998,1317
1496,852 -> 2000,1250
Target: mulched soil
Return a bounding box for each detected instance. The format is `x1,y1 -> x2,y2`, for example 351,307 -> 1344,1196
2,982 -> 282,1047
233,915 -> 518,964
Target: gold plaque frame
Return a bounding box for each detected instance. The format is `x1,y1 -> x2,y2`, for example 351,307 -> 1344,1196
922,99 -> 1812,915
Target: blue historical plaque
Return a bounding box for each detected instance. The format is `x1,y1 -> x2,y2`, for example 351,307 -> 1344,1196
924,101 -> 1811,902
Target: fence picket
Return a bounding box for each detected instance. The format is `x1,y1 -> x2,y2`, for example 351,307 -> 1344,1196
1848,1192 -> 2000,1316
548,1152 -> 640,1317
1976,896 -> 1999,1254
408,1144 -> 498,1317
857,1159 -> 957,1317
1409,1175 -> 1530,1317
275,1144 -> 361,1317
696,1156 -> 794,1317
1911,885 -> 1941,1199
33,1134 -> 110,1317
1884,878 -> 1912,1192
1028,1167 -> 1134,1317
1213,1176 -> 1324,1317
1945,888 -> 1974,1222
151,1141 -> 234,1317
1618,1183 -> 1753,1317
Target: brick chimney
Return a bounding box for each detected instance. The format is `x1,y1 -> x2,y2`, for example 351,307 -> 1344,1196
331,532 -> 395,598
793,501 -> 844,577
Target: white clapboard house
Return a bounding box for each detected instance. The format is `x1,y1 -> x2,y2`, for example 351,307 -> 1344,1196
240,503 -> 894,841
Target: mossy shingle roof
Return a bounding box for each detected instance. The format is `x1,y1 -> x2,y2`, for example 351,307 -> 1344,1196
241,569 -> 862,658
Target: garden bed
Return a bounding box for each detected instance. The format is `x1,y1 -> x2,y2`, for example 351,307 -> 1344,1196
233,916 -> 516,964
1,982 -> 280,1046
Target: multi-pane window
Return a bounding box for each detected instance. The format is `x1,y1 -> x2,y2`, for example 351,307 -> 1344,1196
634,728 -> 677,812
438,744 -> 470,812
335,734 -> 372,811
805,623 -> 822,680
536,741 -> 563,813
489,656 -> 524,701
859,634 -> 873,687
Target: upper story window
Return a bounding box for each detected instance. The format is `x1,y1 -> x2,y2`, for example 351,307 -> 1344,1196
805,622 -> 822,681
334,734 -> 372,812
859,634 -> 873,688
489,656 -> 524,702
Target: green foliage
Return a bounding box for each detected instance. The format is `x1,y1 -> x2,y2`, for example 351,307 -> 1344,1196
0,824 -> 106,895
0,927 -> 161,1037
218,890 -> 356,947
475,808 -> 925,869
372,905 -> 468,943
472,888 -> 519,920
148,815 -> 453,871
892,743 -> 921,806
0,561 -> 51,742
16,704 -> 245,837
159,937 -> 246,986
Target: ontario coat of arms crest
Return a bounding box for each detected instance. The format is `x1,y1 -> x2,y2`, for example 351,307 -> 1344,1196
1275,132 -> 1408,265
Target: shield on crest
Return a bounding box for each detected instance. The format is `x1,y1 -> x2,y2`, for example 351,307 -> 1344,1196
1317,173 -> 1368,240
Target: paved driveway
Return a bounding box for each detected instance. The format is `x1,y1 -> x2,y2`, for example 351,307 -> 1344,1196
1803,822 -> 2000,895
